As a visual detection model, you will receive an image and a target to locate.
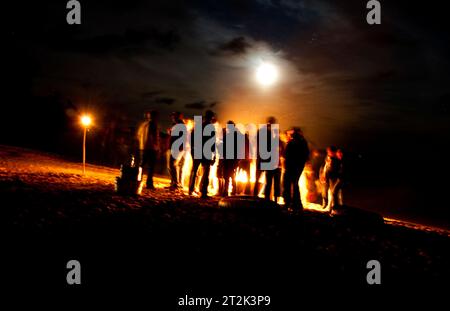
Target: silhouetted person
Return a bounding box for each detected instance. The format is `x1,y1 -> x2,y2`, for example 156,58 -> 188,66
216,127 -> 226,196
320,146 -> 343,212
189,110 -> 216,198
283,127 -> 309,211
335,148 -> 345,205
239,131 -> 252,195
168,111 -> 186,190
221,120 -> 241,196
136,110 -> 160,189
254,116 -> 281,201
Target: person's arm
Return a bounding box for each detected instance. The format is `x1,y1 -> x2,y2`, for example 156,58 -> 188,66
136,122 -> 144,150
180,123 -> 187,152
211,128 -> 217,163
156,125 -> 161,152
319,165 -> 326,183
190,129 -> 195,157
136,123 -> 142,140
339,159 -> 344,178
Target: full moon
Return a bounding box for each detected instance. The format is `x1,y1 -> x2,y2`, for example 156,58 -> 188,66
256,63 -> 279,86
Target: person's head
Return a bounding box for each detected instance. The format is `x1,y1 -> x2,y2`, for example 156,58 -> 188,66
284,130 -> 292,142
266,116 -> 277,125
144,111 -> 152,121
265,116 -> 277,131
204,110 -> 215,123
291,127 -> 303,140
226,120 -> 235,133
171,111 -> 182,123
327,145 -> 338,157
150,110 -> 159,122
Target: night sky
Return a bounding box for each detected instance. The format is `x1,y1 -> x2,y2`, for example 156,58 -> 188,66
5,0 -> 450,156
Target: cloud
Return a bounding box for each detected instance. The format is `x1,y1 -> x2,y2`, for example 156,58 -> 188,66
141,91 -> 163,99
185,101 -> 207,110
217,36 -> 252,55
53,28 -> 182,56
154,97 -> 176,105
141,93 -> 176,105
209,101 -> 219,108
184,100 -> 219,110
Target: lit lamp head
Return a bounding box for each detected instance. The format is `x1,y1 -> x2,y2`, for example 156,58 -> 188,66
80,115 -> 92,128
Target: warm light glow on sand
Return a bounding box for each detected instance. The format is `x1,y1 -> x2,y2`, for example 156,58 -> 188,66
256,63 -> 278,86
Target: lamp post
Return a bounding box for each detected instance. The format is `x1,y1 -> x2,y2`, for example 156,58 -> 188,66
80,115 -> 92,175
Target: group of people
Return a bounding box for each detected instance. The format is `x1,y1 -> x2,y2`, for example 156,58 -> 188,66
135,109 -> 345,213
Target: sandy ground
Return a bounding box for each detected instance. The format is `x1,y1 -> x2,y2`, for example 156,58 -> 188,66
3,144 -> 450,291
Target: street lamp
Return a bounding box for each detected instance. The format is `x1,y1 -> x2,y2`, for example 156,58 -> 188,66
80,114 -> 92,174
